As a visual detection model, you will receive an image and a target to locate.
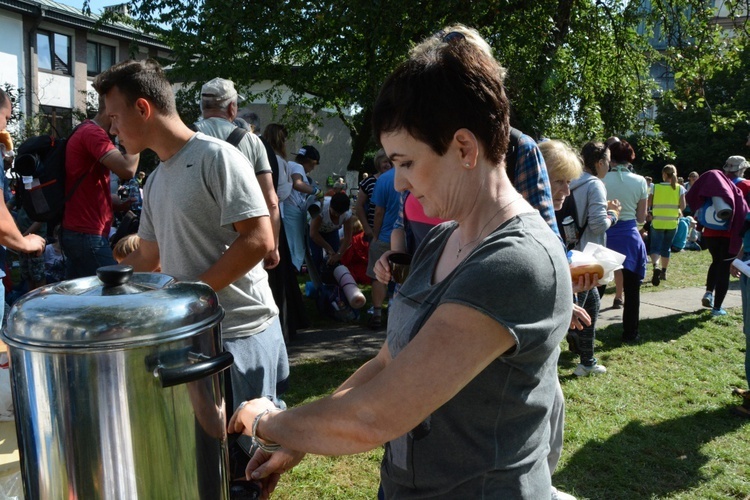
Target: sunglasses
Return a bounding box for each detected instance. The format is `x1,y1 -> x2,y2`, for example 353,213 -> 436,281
434,30 -> 466,43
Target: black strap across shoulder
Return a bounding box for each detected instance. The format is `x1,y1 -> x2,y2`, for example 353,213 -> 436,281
226,127 -> 248,148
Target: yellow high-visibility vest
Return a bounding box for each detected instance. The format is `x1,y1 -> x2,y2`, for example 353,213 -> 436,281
652,183 -> 680,230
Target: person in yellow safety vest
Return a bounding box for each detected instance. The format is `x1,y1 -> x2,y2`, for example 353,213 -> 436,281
648,164 -> 686,286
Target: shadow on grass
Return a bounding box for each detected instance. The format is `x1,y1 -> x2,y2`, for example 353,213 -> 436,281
558,311 -> 721,371
555,407 -> 748,499
609,311 -> 715,350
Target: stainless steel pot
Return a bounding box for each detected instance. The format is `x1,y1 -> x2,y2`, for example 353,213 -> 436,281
2,265 -> 232,500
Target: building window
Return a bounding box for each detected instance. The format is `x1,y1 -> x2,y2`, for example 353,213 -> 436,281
39,106 -> 73,138
87,42 -> 116,76
37,31 -> 71,74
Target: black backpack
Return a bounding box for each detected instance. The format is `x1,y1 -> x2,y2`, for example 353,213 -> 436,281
555,188 -> 588,250
13,124 -> 88,224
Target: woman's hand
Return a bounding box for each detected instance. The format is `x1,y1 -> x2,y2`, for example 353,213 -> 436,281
228,397 -> 278,437
731,257 -> 744,279
731,262 -> 741,278
246,448 -> 306,499
572,272 -> 599,293
373,250 -> 395,284
570,304 -> 592,330
607,199 -> 621,216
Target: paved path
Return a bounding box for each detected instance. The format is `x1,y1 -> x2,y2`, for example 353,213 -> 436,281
287,284 -> 743,365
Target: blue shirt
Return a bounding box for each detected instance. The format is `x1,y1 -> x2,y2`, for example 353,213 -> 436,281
514,133 -> 559,237
372,168 -> 400,243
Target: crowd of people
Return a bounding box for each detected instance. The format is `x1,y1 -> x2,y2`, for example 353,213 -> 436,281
1,21 -> 750,500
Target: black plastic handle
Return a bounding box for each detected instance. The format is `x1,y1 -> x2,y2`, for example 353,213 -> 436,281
157,351 -> 234,388
97,264 -> 134,287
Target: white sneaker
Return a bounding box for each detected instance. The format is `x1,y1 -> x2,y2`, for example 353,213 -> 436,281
551,486 -> 577,500
573,363 -> 607,377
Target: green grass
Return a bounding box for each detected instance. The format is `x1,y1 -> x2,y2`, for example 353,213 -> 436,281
273,360 -> 383,499
281,248 -> 750,499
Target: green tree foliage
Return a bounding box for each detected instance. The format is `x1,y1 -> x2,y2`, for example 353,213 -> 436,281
86,0 -> 746,171
653,0 -> 750,173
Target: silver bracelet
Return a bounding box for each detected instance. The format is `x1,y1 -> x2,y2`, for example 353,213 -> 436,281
252,408 -> 282,452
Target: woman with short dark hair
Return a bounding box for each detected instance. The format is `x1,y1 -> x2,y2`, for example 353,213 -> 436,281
229,26 -> 571,498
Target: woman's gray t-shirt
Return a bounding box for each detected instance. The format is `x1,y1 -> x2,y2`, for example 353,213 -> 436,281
381,213 -> 571,499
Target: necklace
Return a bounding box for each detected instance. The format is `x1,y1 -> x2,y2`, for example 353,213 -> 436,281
456,196 -> 522,259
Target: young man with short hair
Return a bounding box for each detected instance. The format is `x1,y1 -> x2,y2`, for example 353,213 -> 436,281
94,60 -> 288,480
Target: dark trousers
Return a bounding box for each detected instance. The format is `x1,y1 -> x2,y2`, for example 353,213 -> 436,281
60,228 -> 117,279
622,268 -> 641,340
266,222 -> 309,342
309,230 -> 340,280
575,287 -> 600,366
703,236 -> 732,309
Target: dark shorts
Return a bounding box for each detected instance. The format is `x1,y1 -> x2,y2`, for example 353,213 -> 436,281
367,239 -> 391,279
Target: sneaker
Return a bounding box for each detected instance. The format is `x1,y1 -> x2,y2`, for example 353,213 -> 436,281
661,268 -> 667,281
651,267 -> 661,286
612,298 -> 623,309
551,486 -> 577,500
566,332 -> 581,355
711,308 -> 727,317
368,314 -> 383,329
573,363 -> 607,377
702,292 -> 714,308
622,333 -> 641,344
732,388 -> 750,401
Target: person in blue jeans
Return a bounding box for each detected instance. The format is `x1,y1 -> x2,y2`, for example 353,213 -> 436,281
647,165 -> 686,286
60,93 -> 139,279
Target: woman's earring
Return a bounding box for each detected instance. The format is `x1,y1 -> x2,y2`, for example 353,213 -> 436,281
464,163 -> 471,168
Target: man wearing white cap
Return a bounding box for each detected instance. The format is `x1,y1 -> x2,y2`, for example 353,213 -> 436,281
195,77 -> 281,269
724,155 -> 750,179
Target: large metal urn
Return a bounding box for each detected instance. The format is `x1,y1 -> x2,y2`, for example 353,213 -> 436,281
2,265 -> 232,499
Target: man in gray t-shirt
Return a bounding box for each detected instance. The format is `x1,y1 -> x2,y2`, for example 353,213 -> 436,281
195,77 -> 281,270
95,60 -> 289,481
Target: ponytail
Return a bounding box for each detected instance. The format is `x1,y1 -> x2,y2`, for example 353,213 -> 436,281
663,164 -> 678,190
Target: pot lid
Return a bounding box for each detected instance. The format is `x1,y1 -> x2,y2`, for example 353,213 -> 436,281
3,265 -> 223,349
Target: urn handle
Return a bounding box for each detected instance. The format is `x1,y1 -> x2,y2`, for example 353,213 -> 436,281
156,351 -> 234,388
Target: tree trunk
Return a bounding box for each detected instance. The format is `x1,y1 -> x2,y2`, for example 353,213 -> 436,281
347,107 -> 373,172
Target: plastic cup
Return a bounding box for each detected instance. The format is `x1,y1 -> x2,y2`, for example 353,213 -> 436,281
388,252 -> 412,285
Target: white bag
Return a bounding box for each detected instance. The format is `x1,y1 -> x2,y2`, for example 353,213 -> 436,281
569,242 -> 626,285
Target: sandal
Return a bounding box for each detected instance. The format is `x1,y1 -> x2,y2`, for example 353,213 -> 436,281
612,298 -> 623,309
